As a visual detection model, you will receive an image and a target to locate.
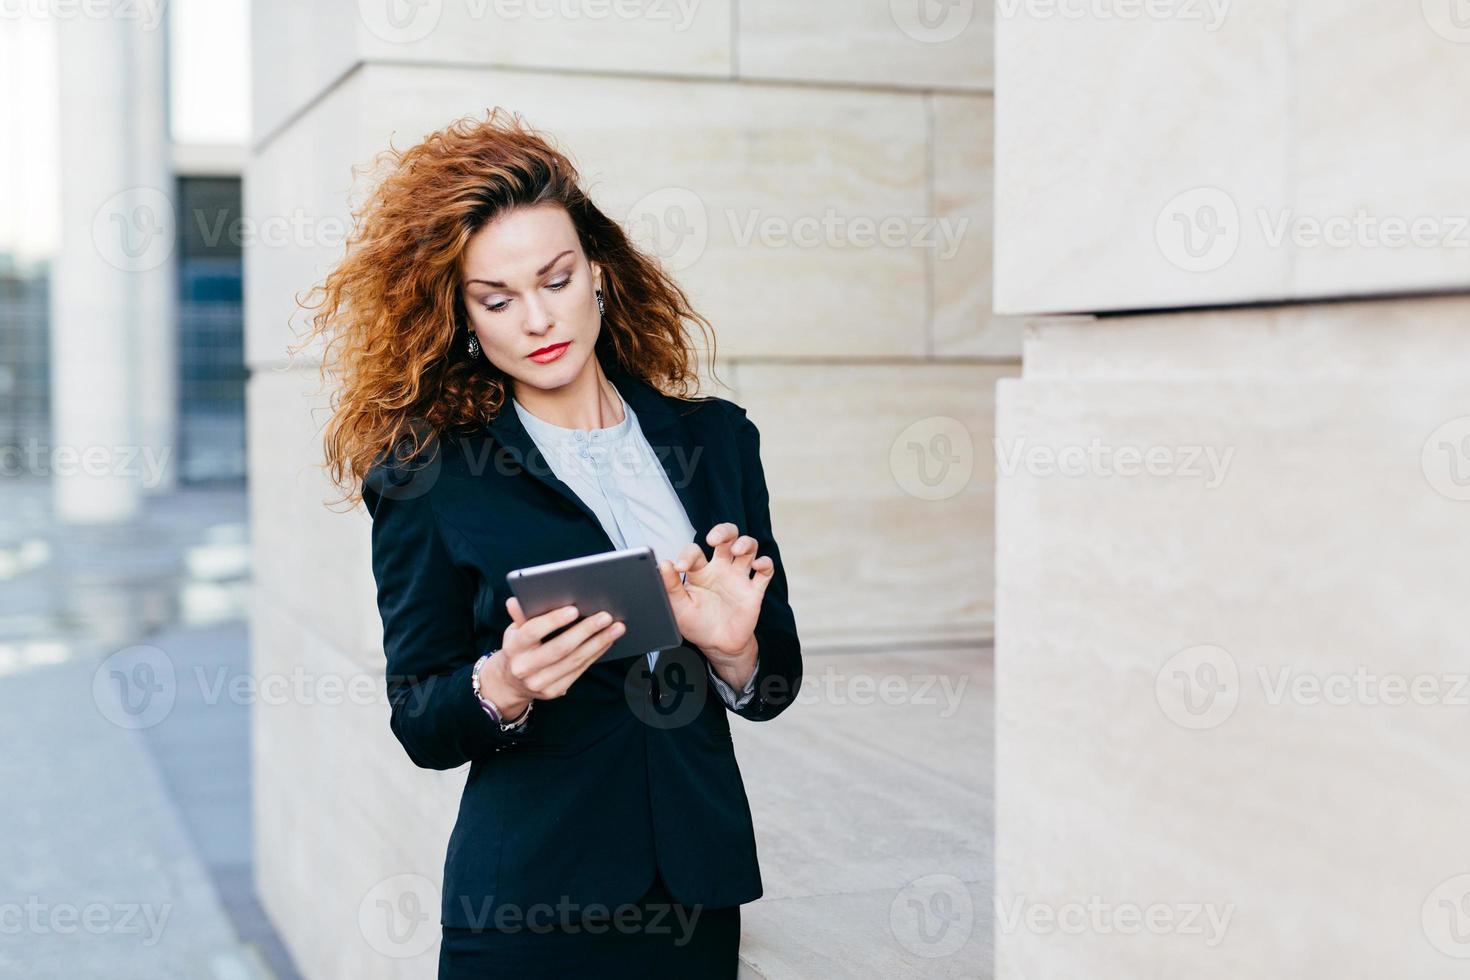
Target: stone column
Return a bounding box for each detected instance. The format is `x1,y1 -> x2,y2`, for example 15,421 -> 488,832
129,8 -> 179,494
50,13 -> 140,522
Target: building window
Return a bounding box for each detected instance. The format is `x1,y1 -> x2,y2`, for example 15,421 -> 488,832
176,175 -> 246,483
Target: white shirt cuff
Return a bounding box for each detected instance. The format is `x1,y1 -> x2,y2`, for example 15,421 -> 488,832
708,656 -> 759,710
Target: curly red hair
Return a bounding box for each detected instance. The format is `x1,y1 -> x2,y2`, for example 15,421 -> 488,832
291,107 -> 721,508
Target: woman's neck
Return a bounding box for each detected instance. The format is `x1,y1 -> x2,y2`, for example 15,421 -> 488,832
512,361 -> 625,430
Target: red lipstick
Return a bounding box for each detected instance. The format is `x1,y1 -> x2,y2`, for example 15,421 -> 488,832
528,341 -> 570,364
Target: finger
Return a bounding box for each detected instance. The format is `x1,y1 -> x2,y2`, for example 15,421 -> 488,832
710,525 -> 740,566
539,608 -> 620,661
530,624 -> 621,695
527,619 -> 625,694
506,596 -> 527,627
510,608 -> 611,676
750,555 -> 775,592
729,534 -> 759,573
673,541 -> 707,575
520,603 -> 581,646
704,522 -> 738,549
657,558 -> 685,595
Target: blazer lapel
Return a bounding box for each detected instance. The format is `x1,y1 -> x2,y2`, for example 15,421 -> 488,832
483,393 -> 607,537
483,357 -> 713,549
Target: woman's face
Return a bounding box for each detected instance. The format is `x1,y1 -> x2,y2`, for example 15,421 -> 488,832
461,203 -> 603,393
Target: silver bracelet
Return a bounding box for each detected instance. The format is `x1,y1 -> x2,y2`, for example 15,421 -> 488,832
472,651 -> 532,731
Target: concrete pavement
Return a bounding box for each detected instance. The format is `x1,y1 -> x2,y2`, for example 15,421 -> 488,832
734,644 -> 992,978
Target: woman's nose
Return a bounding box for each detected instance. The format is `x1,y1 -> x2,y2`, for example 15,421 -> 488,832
521,294 -> 555,333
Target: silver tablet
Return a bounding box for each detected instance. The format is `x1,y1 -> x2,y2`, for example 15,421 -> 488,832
505,545 -> 683,662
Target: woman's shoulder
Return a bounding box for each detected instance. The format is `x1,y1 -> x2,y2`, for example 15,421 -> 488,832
661,389 -> 751,427
664,393 -> 763,457
687,392 -> 757,437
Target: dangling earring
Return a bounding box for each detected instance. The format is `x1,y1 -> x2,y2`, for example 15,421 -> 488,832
596,289 -> 605,317
466,332 -> 480,358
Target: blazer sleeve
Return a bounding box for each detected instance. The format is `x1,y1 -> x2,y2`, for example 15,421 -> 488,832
362,461 -> 535,770
724,405 -> 803,721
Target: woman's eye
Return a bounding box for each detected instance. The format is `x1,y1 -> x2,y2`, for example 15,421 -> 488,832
480,277 -> 570,313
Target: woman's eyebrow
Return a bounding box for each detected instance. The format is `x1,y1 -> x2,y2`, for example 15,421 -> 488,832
466,250 -> 573,288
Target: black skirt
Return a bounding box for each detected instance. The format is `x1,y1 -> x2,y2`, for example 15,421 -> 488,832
438,871 -> 741,979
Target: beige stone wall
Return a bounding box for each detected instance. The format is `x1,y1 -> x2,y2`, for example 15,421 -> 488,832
247,5 -> 1009,975
997,298 -> 1470,977
995,2 -> 1470,976
995,1 -> 1470,313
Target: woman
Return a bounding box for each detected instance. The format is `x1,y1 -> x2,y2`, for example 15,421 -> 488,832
297,108 -> 803,977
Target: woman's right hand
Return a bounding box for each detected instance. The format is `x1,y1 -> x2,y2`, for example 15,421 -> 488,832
476,597 -> 626,719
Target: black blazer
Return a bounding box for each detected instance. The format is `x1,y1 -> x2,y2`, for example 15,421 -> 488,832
361,355 -> 802,928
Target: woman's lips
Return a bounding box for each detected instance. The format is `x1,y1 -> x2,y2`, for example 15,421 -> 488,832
528,341 -> 570,363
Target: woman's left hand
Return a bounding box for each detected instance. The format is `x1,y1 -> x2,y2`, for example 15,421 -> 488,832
657,522 -> 773,682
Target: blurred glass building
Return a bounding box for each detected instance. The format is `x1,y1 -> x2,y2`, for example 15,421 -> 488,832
0,253 -> 49,458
